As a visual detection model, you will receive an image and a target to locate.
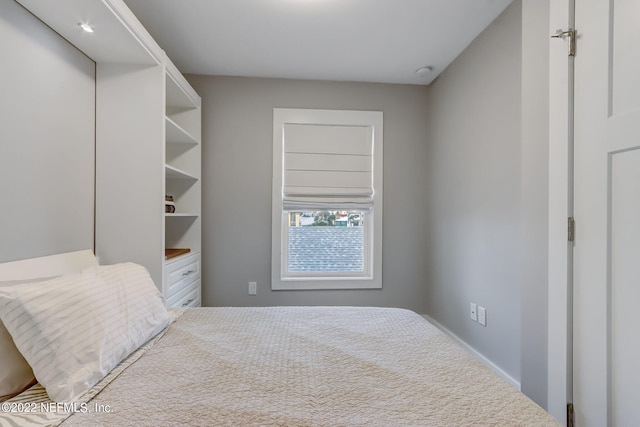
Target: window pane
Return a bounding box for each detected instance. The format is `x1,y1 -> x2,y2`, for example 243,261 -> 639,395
287,210 -> 365,273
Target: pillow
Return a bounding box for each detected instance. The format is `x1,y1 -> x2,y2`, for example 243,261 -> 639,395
0,320 -> 36,401
0,263 -> 169,402
0,278 -> 54,402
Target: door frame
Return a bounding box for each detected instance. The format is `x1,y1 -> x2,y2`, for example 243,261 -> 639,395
548,0 -> 574,423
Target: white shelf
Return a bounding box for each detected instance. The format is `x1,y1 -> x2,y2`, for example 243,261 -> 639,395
165,213 -> 199,218
166,117 -> 198,145
166,58 -> 200,109
165,164 -> 198,180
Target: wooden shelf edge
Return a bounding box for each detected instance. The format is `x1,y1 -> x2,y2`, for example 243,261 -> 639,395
164,248 -> 191,260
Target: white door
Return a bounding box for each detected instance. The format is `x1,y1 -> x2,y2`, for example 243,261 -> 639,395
573,0 -> 640,425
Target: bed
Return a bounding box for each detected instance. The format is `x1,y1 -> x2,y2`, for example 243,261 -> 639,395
0,251 -> 560,426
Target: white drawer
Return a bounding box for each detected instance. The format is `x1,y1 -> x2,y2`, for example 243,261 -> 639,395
167,279 -> 200,308
164,252 -> 200,301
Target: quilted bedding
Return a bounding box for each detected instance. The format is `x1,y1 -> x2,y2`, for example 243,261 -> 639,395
5,307 -> 560,426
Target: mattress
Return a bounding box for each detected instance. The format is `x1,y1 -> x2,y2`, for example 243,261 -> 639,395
2,307 -> 559,426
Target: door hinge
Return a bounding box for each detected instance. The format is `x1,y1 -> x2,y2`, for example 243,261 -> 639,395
567,403 -> 575,427
551,28 -> 577,56
568,217 -> 575,242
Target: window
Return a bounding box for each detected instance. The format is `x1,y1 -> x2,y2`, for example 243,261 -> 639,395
286,209 -> 367,274
271,108 -> 383,290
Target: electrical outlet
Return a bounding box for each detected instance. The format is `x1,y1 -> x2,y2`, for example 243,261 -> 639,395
470,303 -> 477,322
478,306 -> 487,326
248,281 -> 257,295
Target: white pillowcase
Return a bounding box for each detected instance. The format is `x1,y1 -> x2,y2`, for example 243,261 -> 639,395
0,278 -> 55,402
0,319 -> 35,401
0,263 -> 169,402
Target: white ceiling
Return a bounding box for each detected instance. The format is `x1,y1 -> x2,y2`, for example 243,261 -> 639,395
123,0 -> 513,85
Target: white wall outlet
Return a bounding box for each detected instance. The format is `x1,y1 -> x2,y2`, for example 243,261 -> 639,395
470,303 -> 477,322
248,281 -> 257,295
478,306 -> 487,326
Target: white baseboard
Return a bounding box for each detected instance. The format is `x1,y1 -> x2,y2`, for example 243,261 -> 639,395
420,314 -> 521,390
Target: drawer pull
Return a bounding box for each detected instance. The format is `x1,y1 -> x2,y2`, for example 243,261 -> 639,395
181,298 -> 194,307
182,269 -> 196,277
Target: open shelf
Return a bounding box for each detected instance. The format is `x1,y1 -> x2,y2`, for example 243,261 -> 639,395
165,164 -> 198,180
166,117 -> 198,145
166,60 -> 200,110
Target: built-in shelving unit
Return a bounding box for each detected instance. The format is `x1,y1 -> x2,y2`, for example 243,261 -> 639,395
17,0 -> 202,307
163,57 -> 201,258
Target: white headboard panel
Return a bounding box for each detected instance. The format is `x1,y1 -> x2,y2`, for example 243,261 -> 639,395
0,250 -> 98,281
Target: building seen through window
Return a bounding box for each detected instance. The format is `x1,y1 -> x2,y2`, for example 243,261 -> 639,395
288,210 -> 364,227
287,210 -> 366,273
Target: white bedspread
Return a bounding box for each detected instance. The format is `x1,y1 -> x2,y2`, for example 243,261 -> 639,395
60,307 -> 558,426
3,307 -> 559,426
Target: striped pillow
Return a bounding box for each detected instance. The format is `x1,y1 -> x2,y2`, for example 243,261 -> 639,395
0,263 -> 169,402
0,278 -> 56,402
0,319 -> 35,401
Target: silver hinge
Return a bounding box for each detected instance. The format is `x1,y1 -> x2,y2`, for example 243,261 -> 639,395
551,28 -> 577,56
568,217 -> 575,242
567,403 -> 575,427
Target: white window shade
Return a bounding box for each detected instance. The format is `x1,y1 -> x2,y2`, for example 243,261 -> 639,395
282,124 -> 374,210
272,108 -> 383,290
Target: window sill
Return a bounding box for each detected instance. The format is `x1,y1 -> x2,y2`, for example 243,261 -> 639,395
271,277 -> 382,291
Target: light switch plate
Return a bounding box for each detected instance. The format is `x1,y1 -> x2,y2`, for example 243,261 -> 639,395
478,306 -> 486,326
470,303 -> 477,322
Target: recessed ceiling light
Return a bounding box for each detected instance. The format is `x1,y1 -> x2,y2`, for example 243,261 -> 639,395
415,66 -> 433,78
78,23 -> 94,33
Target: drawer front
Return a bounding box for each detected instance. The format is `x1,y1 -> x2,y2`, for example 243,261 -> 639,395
167,279 -> 200,308
164,252 -> 200,301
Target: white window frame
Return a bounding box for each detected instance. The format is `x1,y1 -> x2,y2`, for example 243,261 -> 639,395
271,108 -> 383,290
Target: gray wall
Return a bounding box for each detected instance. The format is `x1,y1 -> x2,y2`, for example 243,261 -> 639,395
520,0 -> 550,408
0,1 -> 95,263
186,76 -> 430,312
423,1 -> 523,383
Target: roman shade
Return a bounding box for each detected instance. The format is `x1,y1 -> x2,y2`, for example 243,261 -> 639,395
282,123 -> 374,210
